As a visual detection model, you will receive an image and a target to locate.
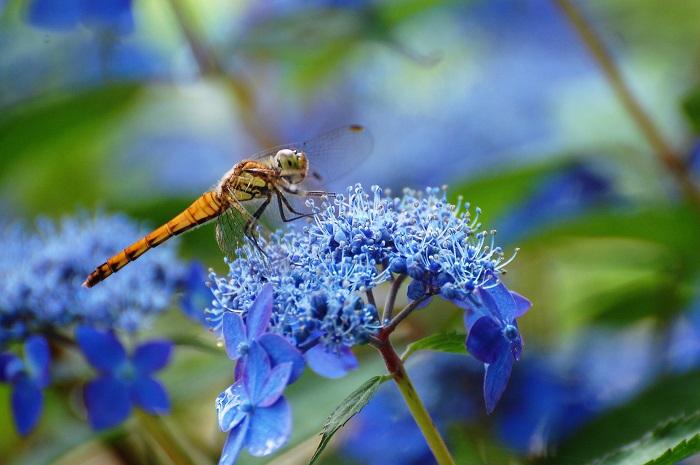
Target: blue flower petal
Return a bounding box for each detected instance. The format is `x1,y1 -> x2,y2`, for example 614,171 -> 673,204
466,316 -> 503,364
223,312 -> 247,361
179,261 -> 213,327
11,375 -> 43,436
256,363 -> 292,407
132,341 -> 173,375
246,397 -> 292,457
26,0 -> 82,31
216,381 -> 248,432
218,418 -> 249,465
130,377 -> 170,414
24,335 -> 50,387
305,345 -> 358,379
511,292 -> 532,318
76,326 -> 126,374
0,353 -> 23,382
244,342 -> 271,399
484,346 -> 514,414
463,308 -> 481,331
257,333 -> 305,384
246,283 -> 274,339
481,281 -> 516,322
84,376 -> 131,429
83,0 -> 135,34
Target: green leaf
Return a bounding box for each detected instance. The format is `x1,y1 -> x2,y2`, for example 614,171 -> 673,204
551,371 -> 700,464
309,375 -> 387,464
403,331 -> 468,360
681,86 -> 700,133
587,411 -> 700,465
0,83 -> 142,214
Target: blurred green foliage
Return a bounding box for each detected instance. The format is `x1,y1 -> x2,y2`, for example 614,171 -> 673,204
2,0 -> 700,464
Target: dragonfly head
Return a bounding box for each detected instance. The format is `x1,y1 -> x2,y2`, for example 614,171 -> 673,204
275,149 -> 308,184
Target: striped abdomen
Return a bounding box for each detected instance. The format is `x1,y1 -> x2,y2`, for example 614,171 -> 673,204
83,191 -> 225,288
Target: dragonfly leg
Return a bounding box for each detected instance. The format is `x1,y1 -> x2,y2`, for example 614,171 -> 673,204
280,181 -> 333,198
242,195 -> 271,253
274,189 -> 320,223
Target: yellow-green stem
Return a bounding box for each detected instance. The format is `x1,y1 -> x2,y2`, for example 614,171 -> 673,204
374,336 -> 456,465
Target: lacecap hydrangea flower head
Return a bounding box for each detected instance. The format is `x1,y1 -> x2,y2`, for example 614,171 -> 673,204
207,184 -> 531,464
0,211 -> 185,435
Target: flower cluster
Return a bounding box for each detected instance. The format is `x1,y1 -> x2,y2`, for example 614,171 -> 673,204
0,211 -> 185,435
203,184 -> 531,464
209,185 -> 515,348
0,211 -> 183,345
208,185 -> 529,416
208,223 -> 386,362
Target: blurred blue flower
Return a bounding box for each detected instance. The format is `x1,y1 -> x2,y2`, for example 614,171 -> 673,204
495,358 -> 597,455
26,0 -> 134,34
179,261 -> 216,328
496,163 -> 619,243
223,283 -> 305,383
465,280 -> 531,413
216,342 -> 292,464
668,293 -> 700,372
0,211 -> 184,346
689,138 -> 700,178
341,352 -> 483,465
76,326 -> 172,430
0,335 -> 51,435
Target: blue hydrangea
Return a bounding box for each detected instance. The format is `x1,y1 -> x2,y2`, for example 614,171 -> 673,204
208,225 -> 385,357
0,335 -> 51,436
26,0 -> 135,34
76,326 -> 172,430
464,279 -> 531,413
0,211 -> 185,346
208,184 -> 527,412
223,283 -> 305,383
389,187 -> 516,306
216,342 -> 293,464
0,211 -> 187,434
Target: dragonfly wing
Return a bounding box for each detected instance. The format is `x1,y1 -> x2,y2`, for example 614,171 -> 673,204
216,204 -> 253,259
299,125 -> 373,183
251,125 -> 373,186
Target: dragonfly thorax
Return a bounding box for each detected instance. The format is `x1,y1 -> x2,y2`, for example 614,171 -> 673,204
275,149 -> 308,184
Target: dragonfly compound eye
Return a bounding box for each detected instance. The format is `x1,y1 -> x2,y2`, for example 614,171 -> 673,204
275,149 -> 297,170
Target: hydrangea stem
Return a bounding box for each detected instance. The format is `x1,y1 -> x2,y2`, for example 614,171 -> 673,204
555,0 -> 700,209
372,336 -> 456,465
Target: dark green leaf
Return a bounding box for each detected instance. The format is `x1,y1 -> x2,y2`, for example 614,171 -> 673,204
403,331 -> 468,360
587,411 -> 700,465
550,371 -> 700,464
0,83 -> 142,214
309,375 -> 387,464
682,86 -> 700,133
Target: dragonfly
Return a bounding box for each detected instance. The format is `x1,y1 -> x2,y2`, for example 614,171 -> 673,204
83,125 -> 372,288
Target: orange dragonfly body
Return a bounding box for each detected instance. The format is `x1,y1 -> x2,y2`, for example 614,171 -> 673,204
83,125 -> 371,288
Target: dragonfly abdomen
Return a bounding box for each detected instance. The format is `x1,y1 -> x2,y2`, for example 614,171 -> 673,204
82,192 -> 225,288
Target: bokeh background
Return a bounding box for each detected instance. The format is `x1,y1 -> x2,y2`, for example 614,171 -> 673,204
2,0 -> 700,464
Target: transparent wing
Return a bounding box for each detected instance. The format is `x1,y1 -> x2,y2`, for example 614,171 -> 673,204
216,201 -> 261,259
251,125 -> 373,189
